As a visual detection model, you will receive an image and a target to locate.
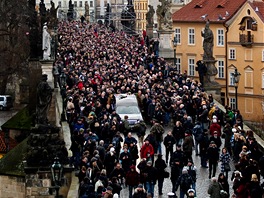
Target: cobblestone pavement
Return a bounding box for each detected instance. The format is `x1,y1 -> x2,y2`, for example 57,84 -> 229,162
118,126 -> 235,198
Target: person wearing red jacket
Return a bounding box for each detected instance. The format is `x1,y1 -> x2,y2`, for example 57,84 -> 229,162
140,139 -> 154,161
209,118 -> 221,137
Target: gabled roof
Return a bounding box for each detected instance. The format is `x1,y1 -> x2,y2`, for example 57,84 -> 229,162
172,0 -> 247,23
248,1 -> 264,23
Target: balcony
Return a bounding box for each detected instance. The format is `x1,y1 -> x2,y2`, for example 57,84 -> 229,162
239,34 -> 254,47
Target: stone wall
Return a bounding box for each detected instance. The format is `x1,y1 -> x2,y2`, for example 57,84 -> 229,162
0,175 -> 25,198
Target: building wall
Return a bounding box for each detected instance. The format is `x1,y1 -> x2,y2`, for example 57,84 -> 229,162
0,175 -> 25,198
227,3 -> 264,121
134,0 -> 148,33
172,22 -> 227,86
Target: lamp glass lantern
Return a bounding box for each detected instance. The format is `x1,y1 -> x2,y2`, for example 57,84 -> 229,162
232,68 -> 241,87
51,157 -> 63,186
172,36 -> 178,47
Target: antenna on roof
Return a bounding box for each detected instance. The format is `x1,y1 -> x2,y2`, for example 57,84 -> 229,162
255,7 -> 259,12
201,14 -> 208,20
225,11 -> 229,16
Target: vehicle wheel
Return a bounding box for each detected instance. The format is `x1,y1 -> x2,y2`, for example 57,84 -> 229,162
0,106 -> 3,111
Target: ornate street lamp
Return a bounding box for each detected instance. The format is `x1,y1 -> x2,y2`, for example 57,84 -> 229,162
60,71 -> 66,121
51,157 -> 63,198
231,68 -> 241,109
172,36 -> 178,67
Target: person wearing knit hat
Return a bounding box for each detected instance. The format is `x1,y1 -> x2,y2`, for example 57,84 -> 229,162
125,164 -> 140,198
174,167 -> 193,198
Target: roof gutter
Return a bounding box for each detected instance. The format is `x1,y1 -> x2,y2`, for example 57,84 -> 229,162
224,22 -> 229,106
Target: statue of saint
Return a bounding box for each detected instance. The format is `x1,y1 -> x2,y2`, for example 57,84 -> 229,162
36,74 -> 53,125
85,1 -> 89,18
201,20 -> 214,60
146,5 -> 155,27
48,1 -> 59,28
42,24 -> 51,60
156,0 -> 172,30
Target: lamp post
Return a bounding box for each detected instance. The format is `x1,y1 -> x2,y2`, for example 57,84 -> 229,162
60,71 -> 66,121
172,36 -> 177,68
51,157 -> 63,198
231,68 -> 241,109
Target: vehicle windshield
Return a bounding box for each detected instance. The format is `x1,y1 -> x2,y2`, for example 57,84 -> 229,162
116,106 -> 141,114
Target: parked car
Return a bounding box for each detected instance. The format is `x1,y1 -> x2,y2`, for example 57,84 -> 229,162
115,94 -> 144,129
0,95 -> 13,110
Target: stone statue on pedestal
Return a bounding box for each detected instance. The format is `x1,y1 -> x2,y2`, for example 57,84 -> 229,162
146,5 -> 155,28
85,1 -> 90,22
156,0 -> 172,30
35,74 -> 52,125
48,1 -> 59,28
201,20 -> 218,85
201,20 -> 214,60
42,24 -> 51,60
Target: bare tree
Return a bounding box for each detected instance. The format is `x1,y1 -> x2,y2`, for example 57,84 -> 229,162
0,0 -> 30,94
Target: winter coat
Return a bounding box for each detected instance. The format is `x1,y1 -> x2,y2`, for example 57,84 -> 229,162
132,188 -> 147,198
154,157 -> 167,179
175,173 -> 193,192
208,182 -> 221,198
207,145 -> 219,163
126,169 -> 140,187
209,123 -> 221,137
219,152 -> 231,173
140,143 -> 154,159
183,134 -> 194,154
163,134 -> 176,149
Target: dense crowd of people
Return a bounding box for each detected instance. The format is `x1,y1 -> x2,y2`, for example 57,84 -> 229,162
55,20 -> 264,198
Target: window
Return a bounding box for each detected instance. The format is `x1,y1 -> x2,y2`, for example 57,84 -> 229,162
230,98 -> 236,110
229,48 -> 236,59
175,58 -> 181,73
217,29 -> 224,46
74,1 -> 77,7
218,60 -> 224,78
262,50 -> 264,61
89,1 -> 93,7
261,73 -> 264,88
175,28 -> 181,44
188,28 -> 195,45
79,1 -> 82,7
58,1 -> 61,7
229,72 -> 235,86
188,58 -> 195,76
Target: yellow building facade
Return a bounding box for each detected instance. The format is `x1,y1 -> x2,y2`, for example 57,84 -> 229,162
134,0 -> 148,33
226,1 -> 264,122
172,0 -> 264,122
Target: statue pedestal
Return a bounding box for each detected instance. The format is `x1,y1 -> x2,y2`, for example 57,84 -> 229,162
146,26 -> 153,39
40,60 -> 54,89
158,30 -> 174,58
203,59 -> 222,102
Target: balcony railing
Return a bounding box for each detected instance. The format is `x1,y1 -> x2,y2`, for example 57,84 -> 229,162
239,34 -> 254,47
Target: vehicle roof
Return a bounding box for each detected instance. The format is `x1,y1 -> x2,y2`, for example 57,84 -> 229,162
115,94 -> 138,106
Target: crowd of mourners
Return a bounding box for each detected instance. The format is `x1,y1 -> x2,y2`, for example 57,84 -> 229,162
55,20 -> 264,198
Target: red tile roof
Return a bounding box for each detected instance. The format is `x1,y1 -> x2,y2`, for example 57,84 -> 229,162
172,0 -> 247,23
249,1 -> 264,23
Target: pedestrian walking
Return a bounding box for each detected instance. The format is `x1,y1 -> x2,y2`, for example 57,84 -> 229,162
219,147 -> 231,178
207,141 -> 219,179
163,131 -> 176,163
154,154 -> 167,195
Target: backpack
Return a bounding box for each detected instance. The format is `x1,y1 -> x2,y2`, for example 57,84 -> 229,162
193,125 -> 203,142
180,175 -> 192,191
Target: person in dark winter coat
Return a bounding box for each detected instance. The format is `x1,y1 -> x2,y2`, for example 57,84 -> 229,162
218,173 -> 230,196
126,165 -> 140,198
207,177 -> 221,198
132,184 -> 147,198
154,154 -> 167,195
142,161 -> 158,197
170,158 -> 182,193
209,131 -> 222,149
163,131 -> 176,163
170,144 -> 186,168
175,168 -> 193,198
104,147 -> 118,177
207,141 -> 219,179
199,130 -> 209,168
